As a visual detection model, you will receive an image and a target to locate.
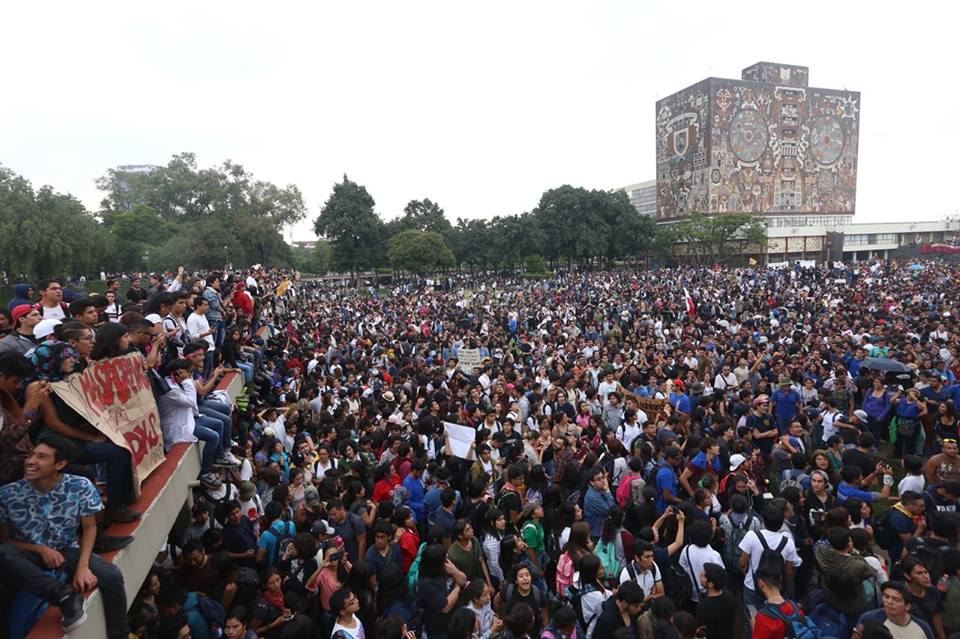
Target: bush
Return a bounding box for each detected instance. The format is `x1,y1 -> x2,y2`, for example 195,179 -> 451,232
523,255 -> 550,275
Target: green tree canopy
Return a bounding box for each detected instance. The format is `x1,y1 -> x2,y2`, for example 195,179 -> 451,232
0,167 -> 108,279
97,153 -> 305,270
387,229 -> 455,274
314,176 -> 386,273
673,212 -> 767,264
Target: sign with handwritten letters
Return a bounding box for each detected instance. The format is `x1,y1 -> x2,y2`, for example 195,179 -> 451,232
52,352 -> 165,497
457,348 -> 482,374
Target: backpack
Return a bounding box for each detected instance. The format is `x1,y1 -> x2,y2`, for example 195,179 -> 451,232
261,519 -> 296,564
872,508 -> 897,551
563,582 -> 595,631
391,483 -> 410,509
660,554 -> 694,606
543,531 -> 563,565
595,539 -> 621,585
616,473 -> 646,508
494,486 -> 521,512
194,593 -> 227,630
759,602 -> 822,639
808,602 -> 852,639
407,542 -> 427,597
752,530 -> 789,581
780,472 -> 810,494
722,514 -> 754,573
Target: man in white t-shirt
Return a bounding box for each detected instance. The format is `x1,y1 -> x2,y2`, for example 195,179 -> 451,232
186,296 -> 216,375
679,521 -> 724,603
618,541 -> 664,602
738,506 -> 802,632
597,370 -> 619,407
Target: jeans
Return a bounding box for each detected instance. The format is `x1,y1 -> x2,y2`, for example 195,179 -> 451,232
202,350 -> 214,379
199,405 -> 233,455
743,586 -> 765,638
210,319 -> 225,347
194,422 -> 220,472
236,361 -> 254,383
0,544 -> 129,639
79,440 -> 132,505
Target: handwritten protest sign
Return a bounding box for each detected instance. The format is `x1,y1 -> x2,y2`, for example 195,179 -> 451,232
443,421 -> 475,459
635,397 -> 666,417
457,348 -> 482,374
51,352 -> 165,497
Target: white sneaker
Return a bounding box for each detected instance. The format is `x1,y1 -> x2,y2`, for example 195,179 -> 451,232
223,451 -> 242,465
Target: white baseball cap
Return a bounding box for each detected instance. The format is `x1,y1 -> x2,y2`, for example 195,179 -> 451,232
34,318 -> 61,340
729,453 -> 747,472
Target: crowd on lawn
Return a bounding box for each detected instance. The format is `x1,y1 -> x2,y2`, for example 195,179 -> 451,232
2,260 -> 960,639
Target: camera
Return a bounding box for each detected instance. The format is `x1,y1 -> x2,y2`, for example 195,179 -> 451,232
330,552 -> 343,562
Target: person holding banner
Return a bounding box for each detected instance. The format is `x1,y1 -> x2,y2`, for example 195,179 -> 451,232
31,341 -> 141,524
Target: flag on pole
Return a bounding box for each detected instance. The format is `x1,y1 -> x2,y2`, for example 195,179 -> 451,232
684,288 -> 696,317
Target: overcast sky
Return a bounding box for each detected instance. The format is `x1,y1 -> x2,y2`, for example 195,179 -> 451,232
2,1 -> 957,240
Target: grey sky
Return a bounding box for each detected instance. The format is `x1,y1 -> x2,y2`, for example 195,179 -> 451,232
2,1 -> 957,240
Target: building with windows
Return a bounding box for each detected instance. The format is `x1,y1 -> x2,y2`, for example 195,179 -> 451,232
620,180 -> 656,217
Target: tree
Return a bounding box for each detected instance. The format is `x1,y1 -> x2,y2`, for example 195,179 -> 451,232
396,199 -> 453,236
674,213 -> 767,264
387,230 -> 455,274
291,242 -> 331,275
314,176 -> 385,274
97,153 -> 306,270
0,167 -> 108,279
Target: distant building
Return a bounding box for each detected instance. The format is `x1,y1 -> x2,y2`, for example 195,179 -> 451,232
291,240 -> 317,250
620,180 -> 656,217
656,62 -> 860,223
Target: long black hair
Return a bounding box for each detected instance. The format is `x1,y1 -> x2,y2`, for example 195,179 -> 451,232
91,322 -> 129,361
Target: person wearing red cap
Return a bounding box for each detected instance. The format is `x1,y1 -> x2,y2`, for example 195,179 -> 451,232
669,379 -> 691,418
0,305 -> 41,357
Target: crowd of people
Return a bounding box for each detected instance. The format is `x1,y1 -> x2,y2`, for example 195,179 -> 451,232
2,259 -> 960,639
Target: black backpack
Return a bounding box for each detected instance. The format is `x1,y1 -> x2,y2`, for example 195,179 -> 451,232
660,553 -> 694,606
752,531 -> 789,581
872,508 -> 897,551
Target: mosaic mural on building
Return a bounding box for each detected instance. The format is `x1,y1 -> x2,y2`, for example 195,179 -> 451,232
656,63 -> 860,221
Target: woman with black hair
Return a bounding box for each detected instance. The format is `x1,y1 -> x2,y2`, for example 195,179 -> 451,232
481,507 -> 507,586
576,553 -> 613,636
345,559 -> 377,633
376,564 -> 416,627
249,568 -> 289,639
90,321 -> 130,361
416,544 -> 467,639
344,480 -> 376,528
495,563 -> 548,636
525,465 -> 548,504
447,608 -> 478,639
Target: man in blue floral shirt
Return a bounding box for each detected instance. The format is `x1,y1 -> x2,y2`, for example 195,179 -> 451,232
0,435 -> 129,638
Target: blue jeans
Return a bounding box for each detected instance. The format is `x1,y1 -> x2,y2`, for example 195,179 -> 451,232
202,350 -> 214,379
199,405 -> 233,455
210,319 -> 225,347
194,423 -> 220,472
236,361 -> 254,383
79,440 -> 132,505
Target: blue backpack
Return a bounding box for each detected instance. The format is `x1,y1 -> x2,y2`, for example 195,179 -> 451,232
809,602 -> 853,639
759,602 -> 822,639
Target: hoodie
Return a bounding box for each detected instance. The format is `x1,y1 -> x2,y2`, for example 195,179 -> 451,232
7,284 -> 32,312
813,545 -> 876,615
